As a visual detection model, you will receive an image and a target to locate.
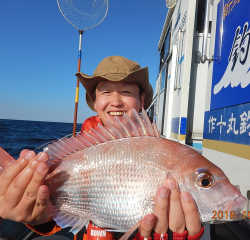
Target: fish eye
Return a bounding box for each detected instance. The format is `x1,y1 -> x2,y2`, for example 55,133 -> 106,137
196,172 -> 213,188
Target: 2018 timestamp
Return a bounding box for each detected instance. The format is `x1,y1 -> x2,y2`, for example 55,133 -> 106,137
212,211 -> 250,219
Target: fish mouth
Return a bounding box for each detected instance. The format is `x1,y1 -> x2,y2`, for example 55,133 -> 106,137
211,195 -> 248,222
231,195 -> 248,213
108,111 -> 125,116
217,195 -> 247,212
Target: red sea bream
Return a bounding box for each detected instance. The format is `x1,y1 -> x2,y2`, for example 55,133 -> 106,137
0,109 -> 247,235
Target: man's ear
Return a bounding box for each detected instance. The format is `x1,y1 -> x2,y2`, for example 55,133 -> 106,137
140,93 -> 145,109
94,101 -> 97,111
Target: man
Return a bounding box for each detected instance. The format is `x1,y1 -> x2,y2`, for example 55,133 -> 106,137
0,56 -> 203,240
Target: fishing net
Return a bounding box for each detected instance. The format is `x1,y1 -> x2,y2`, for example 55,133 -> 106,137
166,0 -> 177,8
57,0 -> 108,31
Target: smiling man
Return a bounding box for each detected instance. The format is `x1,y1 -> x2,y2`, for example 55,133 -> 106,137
76,56 -> 152,133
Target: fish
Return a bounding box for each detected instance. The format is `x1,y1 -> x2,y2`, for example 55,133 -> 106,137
0,109 -> 247,236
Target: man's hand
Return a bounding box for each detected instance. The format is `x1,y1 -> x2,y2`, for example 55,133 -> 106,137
138,178 -> 202,238
0,150 -> 50,225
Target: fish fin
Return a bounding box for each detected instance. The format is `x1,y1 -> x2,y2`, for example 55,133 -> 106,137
0,146 -> 15,162
96,123 -> 116,140
49,203 -> 88,235
57,139 -> 77,152
122,113 -> 140,137
63,138 -> 81,151
130,109 -> 148,136
43,142 -> 68,168
152,121 -> 160,137
140,108 -> 154,136
105,121 -> 124,139
118,221 -> 141,240
0,146 -> 15,175
69,219 -> 89,235
51,141 -> 71,155
43,133 -> 94,168
43,108 -> 159,167
43,137 -> 82,169
45,145 -> 67,158
70,136 -> 87,149
113,117 -> 132,137
89,127 -> 109,143
76,134 -> 94,147
81,130 -> 100,145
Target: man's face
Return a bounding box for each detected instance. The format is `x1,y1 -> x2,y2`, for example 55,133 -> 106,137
94,81 -> 145,125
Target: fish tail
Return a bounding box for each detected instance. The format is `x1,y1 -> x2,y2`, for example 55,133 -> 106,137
0,146 -> 15,175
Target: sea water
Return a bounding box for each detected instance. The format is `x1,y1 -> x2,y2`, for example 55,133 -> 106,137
0,119 -> 82,159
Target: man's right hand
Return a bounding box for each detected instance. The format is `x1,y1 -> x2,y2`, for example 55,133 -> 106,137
0,150 -> 50,226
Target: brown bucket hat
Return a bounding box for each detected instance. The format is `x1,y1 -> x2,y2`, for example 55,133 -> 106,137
75,56 -> 153,111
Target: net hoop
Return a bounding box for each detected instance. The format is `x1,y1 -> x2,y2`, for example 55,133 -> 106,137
57,0 -> 109,31
166,0 -> 177,8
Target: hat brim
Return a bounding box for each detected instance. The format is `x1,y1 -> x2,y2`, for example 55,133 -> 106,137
76,67 -> 153,112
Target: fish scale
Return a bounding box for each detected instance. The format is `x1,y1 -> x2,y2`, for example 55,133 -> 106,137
46,137 -> 167,230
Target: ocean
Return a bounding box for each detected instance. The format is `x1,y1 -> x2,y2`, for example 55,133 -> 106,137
0,119 -> 82,159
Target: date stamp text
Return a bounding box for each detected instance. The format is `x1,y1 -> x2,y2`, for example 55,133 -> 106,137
212,211 -> 250,219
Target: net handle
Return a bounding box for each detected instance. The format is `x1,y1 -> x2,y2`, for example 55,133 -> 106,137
73,30 -> 84,137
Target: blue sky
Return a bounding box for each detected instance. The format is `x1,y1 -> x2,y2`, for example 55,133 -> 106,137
0,0 -> 167,123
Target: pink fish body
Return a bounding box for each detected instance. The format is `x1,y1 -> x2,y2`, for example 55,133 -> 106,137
0,109 -> 247,235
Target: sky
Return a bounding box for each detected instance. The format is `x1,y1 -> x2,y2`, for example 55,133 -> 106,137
0,0 -> 168,123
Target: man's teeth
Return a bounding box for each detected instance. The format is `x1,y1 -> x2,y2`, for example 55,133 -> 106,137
109,112 -> 124,116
